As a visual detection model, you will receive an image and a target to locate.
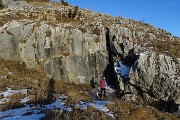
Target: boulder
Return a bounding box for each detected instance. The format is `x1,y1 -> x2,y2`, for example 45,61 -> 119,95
1,0 -> 14,7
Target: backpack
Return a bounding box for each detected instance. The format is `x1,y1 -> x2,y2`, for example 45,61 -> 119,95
100,79 -> 106,88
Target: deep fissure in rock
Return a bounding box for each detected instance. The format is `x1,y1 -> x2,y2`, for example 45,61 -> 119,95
103,29 -> 179,113
104,28 -> 139,93
103,28 -> 117,87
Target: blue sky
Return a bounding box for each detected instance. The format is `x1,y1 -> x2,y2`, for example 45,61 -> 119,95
55,0 -> 180,37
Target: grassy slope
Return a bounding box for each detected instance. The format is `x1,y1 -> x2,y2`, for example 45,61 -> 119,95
0,59 -> 179,119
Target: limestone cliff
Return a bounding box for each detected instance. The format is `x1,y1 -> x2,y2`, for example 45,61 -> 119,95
0,1 -> 108,83
0,0 -> 179,112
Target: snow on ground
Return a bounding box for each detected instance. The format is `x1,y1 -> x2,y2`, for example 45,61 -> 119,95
0,105 -> 45,120
0,94 -> 71,120
0,88 -> 115,119
44,95 -> 72,112
2,114 -> 45,120
0,98 -> 9,104
91,100 -> 113,112
76,99 -> 115,118
21,97 -> 30,103
0,87 -> 31,105
114,61 -> 130,78
0,87 -> 22,104
0,87 -> 21,98
77,87 -> 115,118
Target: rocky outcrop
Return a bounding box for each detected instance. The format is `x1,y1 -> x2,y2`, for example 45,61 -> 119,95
108,24 -> 180,112
0,20 -> 108,83
0,0 -> 180,112
1,0 -> 14,7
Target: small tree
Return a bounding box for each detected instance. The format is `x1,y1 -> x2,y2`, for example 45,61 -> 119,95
61,0 -> 68,6
68,9 -> 72,18
0,0 -> 2,7
72,6 -> 78,18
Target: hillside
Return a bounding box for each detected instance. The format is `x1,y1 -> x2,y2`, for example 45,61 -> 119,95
0,0 -> 180,119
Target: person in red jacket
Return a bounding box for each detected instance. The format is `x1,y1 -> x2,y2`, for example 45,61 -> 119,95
99,77 -> 107,99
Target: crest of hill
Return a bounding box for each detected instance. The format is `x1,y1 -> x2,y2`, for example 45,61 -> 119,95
0,0 -> 179,59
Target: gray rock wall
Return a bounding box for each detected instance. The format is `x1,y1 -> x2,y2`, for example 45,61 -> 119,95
0,21 -> 108,83
1,0 -> 14,7
129,52 -> 180,104
108,24 -> 180,110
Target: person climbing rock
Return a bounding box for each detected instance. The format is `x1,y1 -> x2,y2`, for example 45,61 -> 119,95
99,77 -> 107,99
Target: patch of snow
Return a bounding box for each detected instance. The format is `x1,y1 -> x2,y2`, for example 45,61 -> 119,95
0,105 -> 43,120
0,87 -> 21,97
105,112 -> 115,119
0,76 -> 8,79
106,86 -> 115,93
2,114 -> 45,120
7,72 -> 13,75
140,53 -> 145,56
77,99 -> 115,118
0,92 -> 115,119
115,61 -> 130,78
0,94 -> 72,120
91,100 -> 113,112
0,87 -> 31,104
59,94 -> 67,99
0,98 -> 9,104
21,97 -> 30,103
76,101 -> 91,110
44,95 -> 72,112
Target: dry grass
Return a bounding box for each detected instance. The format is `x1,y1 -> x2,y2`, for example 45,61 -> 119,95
44,98 -> 179,120
147,39 -> 180,60
0,58 -> 48,91
45,30 -> 52,37
19,37 -> 27,43
43,96 -> 179,120
106,99 -> 179,120
0,58 -> 93,110
54,81 -> 93,105
43,108 -> 110,120
0,58 -> 179,120
0,58 -> 50,110
92,27 -> 100,36
0,93 -> 24,111
26,0 -> 49,3
130,107 -> 178,120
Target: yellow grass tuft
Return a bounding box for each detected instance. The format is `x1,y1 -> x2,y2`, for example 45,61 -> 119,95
0,93 -> 24,111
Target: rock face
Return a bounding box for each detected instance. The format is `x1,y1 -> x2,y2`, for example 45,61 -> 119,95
1,0 -> 14,7
107,24 -> 180,111
0,20 -> 108,83
130,52 -> 180,107
0,0 -> 180,112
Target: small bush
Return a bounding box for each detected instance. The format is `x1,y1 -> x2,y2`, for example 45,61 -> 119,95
79,27 -> 87,33
0,0 -> 2,8
72,6 -> 78,18
1,93 -> 24,111
68,9 -> 72,18
93,27 -> 100,36
61,0 -> 68,6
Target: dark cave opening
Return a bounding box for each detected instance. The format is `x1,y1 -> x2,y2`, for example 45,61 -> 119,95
103,28 -> 117,88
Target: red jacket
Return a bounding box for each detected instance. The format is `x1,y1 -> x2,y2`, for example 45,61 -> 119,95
100,79 -> 107,88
